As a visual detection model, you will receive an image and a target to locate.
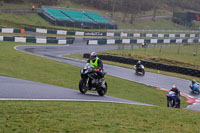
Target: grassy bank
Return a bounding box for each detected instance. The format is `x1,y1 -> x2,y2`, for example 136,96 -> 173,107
99,44 -> 200,69
0,101 -> 199,133
65,50 -> 200,83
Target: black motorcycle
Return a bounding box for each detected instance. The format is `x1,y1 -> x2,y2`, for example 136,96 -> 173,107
134,65 -> 145,75
79,63 -> 107,96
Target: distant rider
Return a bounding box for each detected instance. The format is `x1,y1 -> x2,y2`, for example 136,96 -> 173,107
190,79 -> 199,92
169,85 -> 181,108
87,52 -> 104,78
135,60 -> 142,70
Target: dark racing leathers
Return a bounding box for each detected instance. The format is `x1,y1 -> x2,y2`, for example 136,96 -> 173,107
169,88 -> 181,108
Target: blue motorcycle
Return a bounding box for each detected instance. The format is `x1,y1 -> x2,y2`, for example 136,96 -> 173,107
166,91 -> 179,108
190,83 -> 200,94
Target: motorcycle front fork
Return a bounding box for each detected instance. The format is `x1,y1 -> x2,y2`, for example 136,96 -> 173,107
85,79 -> 89,88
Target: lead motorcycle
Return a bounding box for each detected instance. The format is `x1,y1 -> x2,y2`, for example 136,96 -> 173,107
79,63 -> 107,96
166,91 -> 179,108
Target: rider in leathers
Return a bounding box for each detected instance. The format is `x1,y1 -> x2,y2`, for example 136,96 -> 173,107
87,52 -> 104,89
169,85 -> 181,108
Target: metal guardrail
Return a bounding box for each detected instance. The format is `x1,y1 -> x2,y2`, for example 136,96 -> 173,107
107,29 -> 200,33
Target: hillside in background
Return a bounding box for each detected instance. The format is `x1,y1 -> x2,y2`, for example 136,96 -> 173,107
0,0 -> 200,30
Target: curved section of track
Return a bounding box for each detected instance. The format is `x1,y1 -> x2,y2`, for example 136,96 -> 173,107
1,39 -> 200,110
0,75 -> 151,106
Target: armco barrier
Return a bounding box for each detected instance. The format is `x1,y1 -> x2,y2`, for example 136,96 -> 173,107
83,53 -> 200,77
1,27 -> 200,38
0,36 -> 74,44
87,38 -> 200,45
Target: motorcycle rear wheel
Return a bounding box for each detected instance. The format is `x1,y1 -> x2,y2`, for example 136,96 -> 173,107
79,79 -> 88,94
97,82 -> 107,96
142,70 -> 145,75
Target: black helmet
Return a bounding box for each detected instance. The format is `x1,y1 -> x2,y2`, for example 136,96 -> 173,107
90,52 -> 97,61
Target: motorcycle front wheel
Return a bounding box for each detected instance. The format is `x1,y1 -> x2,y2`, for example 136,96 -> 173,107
167,100 -> 173,108
79,79 -> 88,94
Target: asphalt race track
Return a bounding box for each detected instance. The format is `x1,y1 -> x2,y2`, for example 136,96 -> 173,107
0,38 -> 199,111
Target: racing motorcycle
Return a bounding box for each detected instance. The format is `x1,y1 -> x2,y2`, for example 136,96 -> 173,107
166,91 -> 179,108
134,65 -> 145,75
189,84 -> 200,94
79,63 -> 107,96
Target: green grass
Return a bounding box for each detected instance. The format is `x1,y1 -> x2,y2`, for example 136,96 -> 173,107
99,44 -> 200,69
0,41 -> 186,107
0,13 -> 52,28
65,51 -> 200,83
117,18 -> 199,30
0,33 -> 32,36
0,101 -> 200,133
0,1 -> 35,10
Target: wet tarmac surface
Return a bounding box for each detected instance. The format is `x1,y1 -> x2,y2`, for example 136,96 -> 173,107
0,39 -> 199,110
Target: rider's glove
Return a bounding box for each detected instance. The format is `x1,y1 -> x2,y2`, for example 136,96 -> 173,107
94,69 -> 100,72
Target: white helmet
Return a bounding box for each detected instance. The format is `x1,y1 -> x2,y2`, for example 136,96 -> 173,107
172,84 -> 177,90
90,52 -> 97,61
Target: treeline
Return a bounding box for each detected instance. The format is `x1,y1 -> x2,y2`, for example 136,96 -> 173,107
166,0 -> 200,12
2,0 -> 61,5
72,0 -> 200,23
2,0 -> 200,12
1,0 -> 200,23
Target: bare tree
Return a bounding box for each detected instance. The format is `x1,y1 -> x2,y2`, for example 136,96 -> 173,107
130,0 -> 141,24
152,0 -> 160,21
111,0 -> 116,18
0,0 -> 3,6
122,0 -> 131,22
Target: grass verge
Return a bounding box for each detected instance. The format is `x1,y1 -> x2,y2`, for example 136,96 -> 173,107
99,44 -> 200,69
0,101 -> 199,133
65,51 -> 200,83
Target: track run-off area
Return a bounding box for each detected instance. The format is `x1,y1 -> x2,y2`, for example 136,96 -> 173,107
0,38 -> 200,111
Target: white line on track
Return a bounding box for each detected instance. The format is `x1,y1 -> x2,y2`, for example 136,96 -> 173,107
0,98 -> 152,106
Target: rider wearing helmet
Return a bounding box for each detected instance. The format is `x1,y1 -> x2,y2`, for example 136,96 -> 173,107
87,52 -> 104,78
190,79 -> 199,92
170,84 -> 181,108
136,60 -> 142,69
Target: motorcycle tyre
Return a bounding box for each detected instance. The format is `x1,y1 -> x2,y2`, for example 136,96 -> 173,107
142,70 -> 145,75
192,90 -> 200,95
167,100 -> 174,108
79,79 -> 88,94
97,82 -> 107,96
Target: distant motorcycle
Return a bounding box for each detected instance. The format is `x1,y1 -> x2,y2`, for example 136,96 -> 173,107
134,65 -> 145,75
189,84 -> 200,94
166,91 -> 179,108
79,63 -> 107,96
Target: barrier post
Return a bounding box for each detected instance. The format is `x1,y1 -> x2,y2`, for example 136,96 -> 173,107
21,29 -> 25,34
32,5 -> 35,11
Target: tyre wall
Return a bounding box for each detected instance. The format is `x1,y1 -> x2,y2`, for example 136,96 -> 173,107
83,53 -> 200,77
